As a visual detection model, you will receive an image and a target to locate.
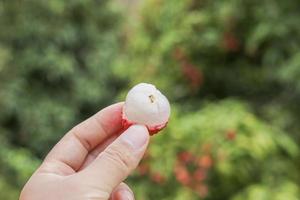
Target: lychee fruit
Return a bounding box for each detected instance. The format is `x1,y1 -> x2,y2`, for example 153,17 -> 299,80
122,83 -> 171,135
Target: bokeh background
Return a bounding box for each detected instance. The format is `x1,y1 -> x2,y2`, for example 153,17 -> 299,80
1,0 -> 300,199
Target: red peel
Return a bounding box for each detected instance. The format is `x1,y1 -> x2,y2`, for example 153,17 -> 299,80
122,110 -> 168,135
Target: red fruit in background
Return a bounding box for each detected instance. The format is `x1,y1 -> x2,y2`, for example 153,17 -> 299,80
198,155 -> 213,169
151,172 -> 166,184
181,61 -> 203,91
137,163 -> 150,176
193,169 -> 207,182
195,184 -> 209,198
178,151 -> 194,163
226,129 -> 236,140
173,47 -> 204,91
174,165 -> 191,185
222,32 -> 240,52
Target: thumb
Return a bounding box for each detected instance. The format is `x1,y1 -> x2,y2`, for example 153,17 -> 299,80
81,125 -> 149,194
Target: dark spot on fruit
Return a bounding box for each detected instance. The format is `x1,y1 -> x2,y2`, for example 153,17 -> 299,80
149,94 -> 155,103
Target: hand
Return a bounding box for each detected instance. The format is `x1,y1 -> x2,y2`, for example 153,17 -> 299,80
20,102 -> 149,200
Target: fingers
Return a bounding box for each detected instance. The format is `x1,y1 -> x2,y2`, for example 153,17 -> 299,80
111,183 -> 134,200
41,102 -> 124,175
81,125 -> 149,193
79,134 -> 118,170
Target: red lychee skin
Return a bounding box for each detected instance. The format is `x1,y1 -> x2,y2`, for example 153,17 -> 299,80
121,110 -> 168,135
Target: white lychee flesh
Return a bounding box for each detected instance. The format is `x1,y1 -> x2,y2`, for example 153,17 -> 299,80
123,83 -> 170,132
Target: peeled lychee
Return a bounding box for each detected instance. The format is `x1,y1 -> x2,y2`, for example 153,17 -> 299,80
122,83 -> 171,135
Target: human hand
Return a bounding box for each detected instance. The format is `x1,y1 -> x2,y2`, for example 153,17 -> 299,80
20,102 -> 149,200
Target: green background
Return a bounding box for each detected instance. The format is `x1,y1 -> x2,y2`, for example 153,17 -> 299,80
0,0 -> 300,199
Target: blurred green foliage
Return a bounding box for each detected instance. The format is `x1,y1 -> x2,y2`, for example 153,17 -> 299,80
0,0 -> 123,197
1,0 -> 300,199
0,0 -> 124,155
116,0 -> 300,199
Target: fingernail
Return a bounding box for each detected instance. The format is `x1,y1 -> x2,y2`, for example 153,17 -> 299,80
120,189 -> 134,200
114,189 -> 134,200
120,125 -> 148,150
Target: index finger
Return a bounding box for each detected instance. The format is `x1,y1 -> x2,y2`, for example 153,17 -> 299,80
41,102 -> 124,175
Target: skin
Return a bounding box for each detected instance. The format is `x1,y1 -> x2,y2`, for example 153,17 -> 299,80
20,102 -> 150,200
